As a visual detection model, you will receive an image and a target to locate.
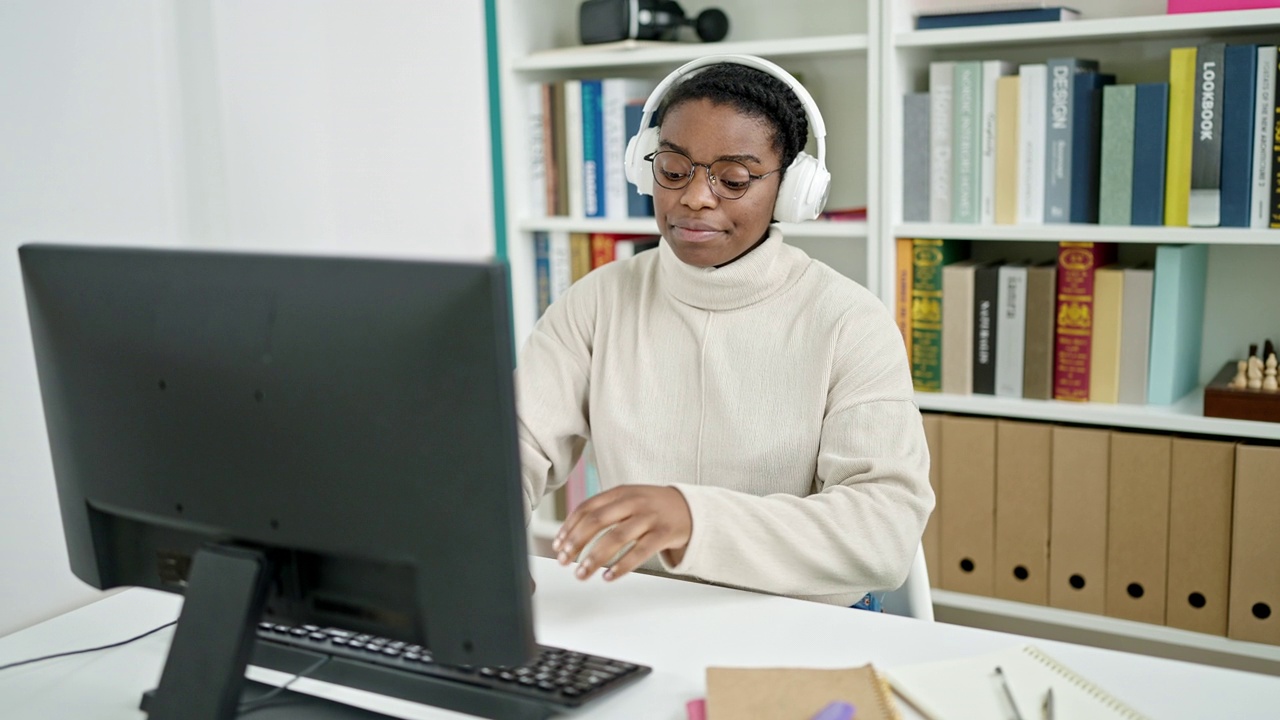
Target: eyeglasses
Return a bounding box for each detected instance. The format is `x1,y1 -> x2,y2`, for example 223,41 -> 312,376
644,150 -> 781,200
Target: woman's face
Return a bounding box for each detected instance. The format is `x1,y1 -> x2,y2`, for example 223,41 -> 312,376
652,99 -> 783,268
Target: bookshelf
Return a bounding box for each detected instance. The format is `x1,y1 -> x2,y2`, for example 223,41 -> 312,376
488,0 -> 1280,673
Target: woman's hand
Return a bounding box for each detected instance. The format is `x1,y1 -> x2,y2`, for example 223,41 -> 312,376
553,485 -> 692,582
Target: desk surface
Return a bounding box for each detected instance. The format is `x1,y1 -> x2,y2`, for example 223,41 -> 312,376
1,557 -> 1278,719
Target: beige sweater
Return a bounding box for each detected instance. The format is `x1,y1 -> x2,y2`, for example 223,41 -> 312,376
515,228 -> 934,607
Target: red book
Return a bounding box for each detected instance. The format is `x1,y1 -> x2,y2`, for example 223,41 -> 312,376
1053,242 -> 1117,402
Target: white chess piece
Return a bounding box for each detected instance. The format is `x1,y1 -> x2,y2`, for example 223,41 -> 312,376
1248,355 -> 1264,390
1230,359 -> 1248,389
1264,353 -> 1278,392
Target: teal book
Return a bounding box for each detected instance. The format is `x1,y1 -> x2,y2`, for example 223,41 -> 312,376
1146,244 -> 1209,405
1098,85 -> 1136,225
952,61 -> 983,224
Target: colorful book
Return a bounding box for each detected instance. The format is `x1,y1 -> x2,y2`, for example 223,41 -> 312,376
930,62 -> 956,223
580,79 -> 605,218
570,232 -> 592,282
1070,71 -> 1116,223
972,262 -> 1002,395
895,237 -> 914,360
1018,64 -> 1048,224
995,75 -> 1021,224
1088,265 -> 1125,403
996,263 -> 1028,398
1147,244 -> 1208,405
1023,261 -> 1058,400
1044,58 -> 1100,223
1165,48 -> 1197,226
1098,85 -> 1137,225
903,93 -> 932,222
911,238 -> 969,391
1117,266 -> 1154,405
1252,47 -> 1277,228
1132,83 -> 1170,226
1220,44 -> 1258,228
952,61 -> 983,224
1189,43 -> 1226,227
916,7 -> 1080,29
551,82 -> 570,216
981,61 -> 1017,224
1053,242 -> 1117,402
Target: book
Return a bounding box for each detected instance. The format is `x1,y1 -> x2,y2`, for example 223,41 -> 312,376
534,231 -> 551,316
942,260 -> 980,395
994,264 -> 1028,397
548,231 -> 573,303
952,61 -> 983,224
1053,242 -> 1117,402
994,75 -> 1021,224
884,644 -> 1152,720
1022,261 -> 1058,400
551,82 -> 570,216
527,83 -> 548,219
1251,47 -> 1277,228
1098,85 -> 1136,225
1018,64 -> 1048,224
1189,43 -> 1226,227
903,93 -> 932,222
602,78 -> 656,219
895,237 -> 914,360
1069,71 -> 1115,223
981,61 -> 1016,223
1044,58 -> 1100,223
1131,83 -> 1170,226
563,79 -> 585,219
972,262 -> 1002,395
912,239 -> 970,391
916,6 -> 1080,29
1220,44 -> 1258,227
1116,266 -> 1154,405
623,100 -> 655,218
1087,265 -> 1124,403
1146,244 -> 1208,405
706,666 -> 902,720
1164,48 -> 1197,226
580,79 -> 604,218
929,62 -> 955,223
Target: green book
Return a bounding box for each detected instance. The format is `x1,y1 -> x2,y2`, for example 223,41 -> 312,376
1098,85 -> 1136,225
911,238 -> 971,391
951,61 -> 983,224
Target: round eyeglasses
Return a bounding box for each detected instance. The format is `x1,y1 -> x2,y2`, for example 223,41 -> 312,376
644,150 -> 781,200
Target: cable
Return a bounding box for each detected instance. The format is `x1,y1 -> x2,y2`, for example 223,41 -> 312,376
237,655 -> 332,714
0,619 -> 178,673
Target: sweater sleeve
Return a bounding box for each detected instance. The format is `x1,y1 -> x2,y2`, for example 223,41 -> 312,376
514,280 -> 597,522
659,300 -> 935,602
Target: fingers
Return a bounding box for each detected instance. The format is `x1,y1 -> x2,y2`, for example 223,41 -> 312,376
574,517 -> 646,581
554,490 -> 635,564
599,535 -> 665,582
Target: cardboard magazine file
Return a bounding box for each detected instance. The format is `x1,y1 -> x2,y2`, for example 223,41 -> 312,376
1228,444 -> 1280,646
921,413 -> 944,578
1166,438 -> 1235,636
938,416 -> 996,596
1105,432 -> 1172,625
994,420 -> 1052,606
1049,427 -> 1110,614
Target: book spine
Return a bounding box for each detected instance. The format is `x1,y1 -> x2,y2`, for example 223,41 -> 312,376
980,62 -> 1014,224
915,7 -> 1078,29
1023,263 -> 1058,400
1272,50 -> 1280,228
1252,47 -> 1277,228
580,79 -> 604,218
1190,43 -> 1226,227
624,101 -> 655,217
1146,244 -> 1208,404
601,79 -> 628,220
1018,64 -> 1048,224
1099,85 -> 1136,225
1117,267 -> 1154,405
563,80 -> 584,219
1044,59 -> 1099,223
569,232 -> 592,282
1087,266 -> 1124,404
952,62 -> 982,224
527,83 -> 548,219
544,82 -> 561,216
548,231 -> 573,302
534,231 -> 551,316
1132,83 -> 1170,226
1053,242 -> 1116,401
903,93 -> 932,222
1220,45 -> 1258,228
995,76 -> 1020,224
551,82 -> 569,216
930,62 -> 955,223
896,237 -> 914,361
995,265 -> 1027,398
972,263 -> 1001,395
1165,48 -> 1197,226
589,232 -> 614,268
912,239 -> 947,391
1069,72 -> 1114,223
941,262 -> 976,395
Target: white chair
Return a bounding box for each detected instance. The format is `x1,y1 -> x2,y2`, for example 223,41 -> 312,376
881,542 -> 933,621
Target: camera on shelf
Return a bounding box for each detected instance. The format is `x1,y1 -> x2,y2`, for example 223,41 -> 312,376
578,0 -> 729,45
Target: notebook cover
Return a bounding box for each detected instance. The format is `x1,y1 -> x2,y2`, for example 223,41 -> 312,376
706,666 -> 901,720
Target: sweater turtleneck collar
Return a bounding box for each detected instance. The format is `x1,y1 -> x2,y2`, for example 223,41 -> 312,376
657,226 -> 798,311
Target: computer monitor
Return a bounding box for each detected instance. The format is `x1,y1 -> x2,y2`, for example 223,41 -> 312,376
20,243 -> 535,719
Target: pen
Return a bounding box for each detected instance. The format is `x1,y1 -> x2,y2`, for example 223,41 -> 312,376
1043,687 -> 1055,720
994,666 -> 1025,720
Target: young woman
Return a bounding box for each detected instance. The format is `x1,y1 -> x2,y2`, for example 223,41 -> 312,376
515,56 -> 933,608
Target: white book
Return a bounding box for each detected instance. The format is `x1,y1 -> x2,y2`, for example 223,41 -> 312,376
563,80 -> 585,219
981,61 -> 1016,225
1118,266 -> 1154,405
602,78 -> 655,220
614,240 -> 637,261
1252,46 -> 1276,229
1017,64 -> 1047,225
929,61 -> 955,223
995,264 -> 1027,398
548,231 -> 573,302
527,83 -> 547,219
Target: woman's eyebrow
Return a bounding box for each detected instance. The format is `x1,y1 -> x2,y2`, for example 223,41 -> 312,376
658,139 -> 763,165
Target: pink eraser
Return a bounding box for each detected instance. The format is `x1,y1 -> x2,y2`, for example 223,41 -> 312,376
686,698 -> 707,720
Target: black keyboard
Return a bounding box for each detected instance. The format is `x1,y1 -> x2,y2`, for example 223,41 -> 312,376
254,621 -> 651,713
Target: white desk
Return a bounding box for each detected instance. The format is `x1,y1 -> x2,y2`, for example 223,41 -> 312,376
1,556 -> 1277,719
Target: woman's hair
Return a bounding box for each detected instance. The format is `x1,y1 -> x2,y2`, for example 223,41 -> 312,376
655,62 -> 810,171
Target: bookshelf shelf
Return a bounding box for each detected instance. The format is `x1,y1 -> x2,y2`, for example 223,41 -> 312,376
932,590 -> 1280,677
915,390 -> 1280,441
512,34 -> 869,73
895,8 -> 1280,49
519,217 -> 868,240
894,223 -> 1280,246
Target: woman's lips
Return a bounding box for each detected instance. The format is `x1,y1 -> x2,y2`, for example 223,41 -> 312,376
669,222 -> 724,244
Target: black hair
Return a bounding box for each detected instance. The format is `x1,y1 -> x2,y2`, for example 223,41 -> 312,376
655,62 -> 810,171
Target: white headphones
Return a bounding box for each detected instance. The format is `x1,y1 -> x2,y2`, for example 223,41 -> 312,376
623,54 -> 831,223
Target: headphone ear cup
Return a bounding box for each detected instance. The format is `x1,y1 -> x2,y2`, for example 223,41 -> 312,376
773,152 -> 830,223
625,126 -> 660,196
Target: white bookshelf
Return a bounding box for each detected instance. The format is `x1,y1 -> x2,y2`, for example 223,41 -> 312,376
492,0 -> 1280,672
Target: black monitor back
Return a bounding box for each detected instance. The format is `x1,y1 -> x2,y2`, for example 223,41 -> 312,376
20,243 -> 534,668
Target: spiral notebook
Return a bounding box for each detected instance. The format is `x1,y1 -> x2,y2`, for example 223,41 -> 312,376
705,665 -> 902,720
882,645 -> 1151,720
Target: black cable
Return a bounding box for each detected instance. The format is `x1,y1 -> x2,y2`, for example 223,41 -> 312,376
237,655 -> 332,714
0,619 -> 178,673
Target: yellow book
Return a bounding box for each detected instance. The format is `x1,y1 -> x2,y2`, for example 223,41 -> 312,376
1164,47 -> 1196,227
569,232 -> 592,282
994,75 -> 1020,225
1088,266 -> 1124,404
895,237 -> 913,361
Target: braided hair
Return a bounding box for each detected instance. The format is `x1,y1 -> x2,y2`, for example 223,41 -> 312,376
655,62 -> 810,171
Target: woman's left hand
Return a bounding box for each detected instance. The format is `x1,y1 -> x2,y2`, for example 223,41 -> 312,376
553,485 -> 692,582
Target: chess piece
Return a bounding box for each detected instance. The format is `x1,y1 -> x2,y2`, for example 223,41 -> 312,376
1248,354 -> 1264,390
1265,353 -> 1278,392
1265,339 -> 1276,359
1230,359 -> 1249,388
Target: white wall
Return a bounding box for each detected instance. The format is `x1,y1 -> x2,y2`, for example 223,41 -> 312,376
0,0 -> 494,637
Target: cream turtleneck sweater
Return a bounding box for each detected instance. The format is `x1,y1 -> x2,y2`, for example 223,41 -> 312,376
515,228 -> 934,607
